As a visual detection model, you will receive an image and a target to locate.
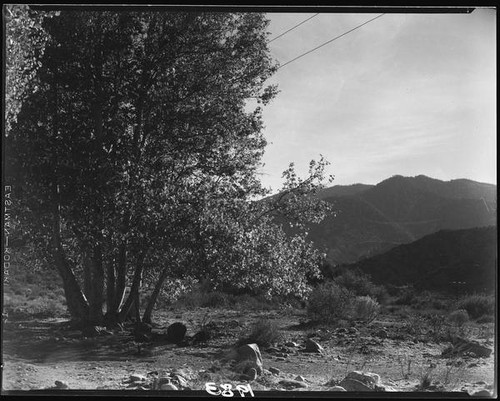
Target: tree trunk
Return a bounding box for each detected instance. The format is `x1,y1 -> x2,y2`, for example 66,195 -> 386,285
113,243 -> 127,311
53,247 -> 89,321
143,267 -> 169,324
51,182 -> 89,322
105,259 -> 115,313
118,251 -> 146,322
83,248 -> 92,301
88,243 -> 105,324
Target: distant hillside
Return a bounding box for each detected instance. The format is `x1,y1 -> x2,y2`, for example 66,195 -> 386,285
304,175 -> 497,265
315,183 -> 373,199
345,226 -> 497,294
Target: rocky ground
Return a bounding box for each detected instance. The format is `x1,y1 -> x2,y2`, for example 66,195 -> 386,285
1,307 -> 496,396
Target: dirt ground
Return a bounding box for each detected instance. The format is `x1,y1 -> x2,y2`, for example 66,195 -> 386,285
1,307 -> 496,396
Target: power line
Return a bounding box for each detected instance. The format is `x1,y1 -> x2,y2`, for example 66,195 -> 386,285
268,13 -> 320,44
278,13 -> 385,70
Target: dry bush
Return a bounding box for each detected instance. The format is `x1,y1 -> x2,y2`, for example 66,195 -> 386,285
307,281 -> 354,324
447,309 -> 469,328
236,318 -> 283,348
351,295 -> 380,323
335,270 -> 388,303
456,294 -> 495,320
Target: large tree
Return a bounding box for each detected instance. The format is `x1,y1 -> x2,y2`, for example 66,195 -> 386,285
6,9 -> 333,328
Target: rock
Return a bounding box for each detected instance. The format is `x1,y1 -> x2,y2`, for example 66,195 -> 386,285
285,341 -> 298,347
265,347 -> 280,354
244,368 -> 258,381
348,327 -> 358,334
279,379 -> 308,389
54,380 -> 69,389
339,378 -> 372,391
167,322 -> 187,344
304,338 -> 324,354
192,330 -> 211,343
376,329 -> 388,338
160,383 -> 178,390
275,357 -> 286,362
330,386 -> 347,391
171,368 -> 192,379
475,381 -> 487,385
295,375 -> 306,382
336,328 -> 348,334
339,371 -> 382,392
344,371 -> 381,387
472,390 -> 491,397
468,363 -> 479,368
444,336 -> 492,358
374,384 -> 397,392
129,374 -> 147,382
151,377 -> 171,390
269,367 -> 280,375
171,374 -> 188,387
236,343 -> 263,375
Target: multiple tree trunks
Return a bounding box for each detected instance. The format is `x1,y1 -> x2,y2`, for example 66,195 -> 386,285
7,10 -> 332,333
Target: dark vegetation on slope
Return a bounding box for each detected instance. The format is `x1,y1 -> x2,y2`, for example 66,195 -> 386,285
342,226 -> 497,294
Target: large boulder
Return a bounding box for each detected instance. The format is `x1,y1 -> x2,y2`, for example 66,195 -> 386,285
339,371 -> 382,392
345,371 -> 380,386
54,380 -> 69,389
339,378 -> 372,391
443,336 -> 492,358
279,379 -> 308,389
235,343 -> 263,375
304,338 -> 324,354
167,322 -> 187,344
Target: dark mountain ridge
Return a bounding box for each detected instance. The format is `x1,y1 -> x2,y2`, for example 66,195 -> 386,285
345,226 -> 497,294
305,175 -> 496,265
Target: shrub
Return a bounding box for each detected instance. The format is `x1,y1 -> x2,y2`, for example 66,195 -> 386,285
233,294 -> 275,311
203,291 -> 229,308
424,312 -> 447,340
237,318 -> 283,348
175,290 -> 229,309
307,281 -> 355,324
4,294 -> 68,319
476,315 -> 495,324
394,290 -> 417,306
351,295 -> 380,323
403,313 -> 426,335
457,294 -> 495,319
448,309 -> 469,327
335,270 -> 388,302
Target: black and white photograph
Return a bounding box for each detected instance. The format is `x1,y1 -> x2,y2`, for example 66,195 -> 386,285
2,4 -> 497,397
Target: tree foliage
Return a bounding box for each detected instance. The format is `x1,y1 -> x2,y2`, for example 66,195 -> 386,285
6,9 -> 334,326
4,5 -> 59,133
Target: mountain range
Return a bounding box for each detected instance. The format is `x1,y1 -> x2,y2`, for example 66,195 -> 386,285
306,175 -> 496,265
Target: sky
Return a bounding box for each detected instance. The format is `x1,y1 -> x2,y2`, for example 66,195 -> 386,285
256,9 -> 496,193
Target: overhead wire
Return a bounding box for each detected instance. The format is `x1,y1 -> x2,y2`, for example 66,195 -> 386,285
267,13 -> 320,44
278,13 -> 385,70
